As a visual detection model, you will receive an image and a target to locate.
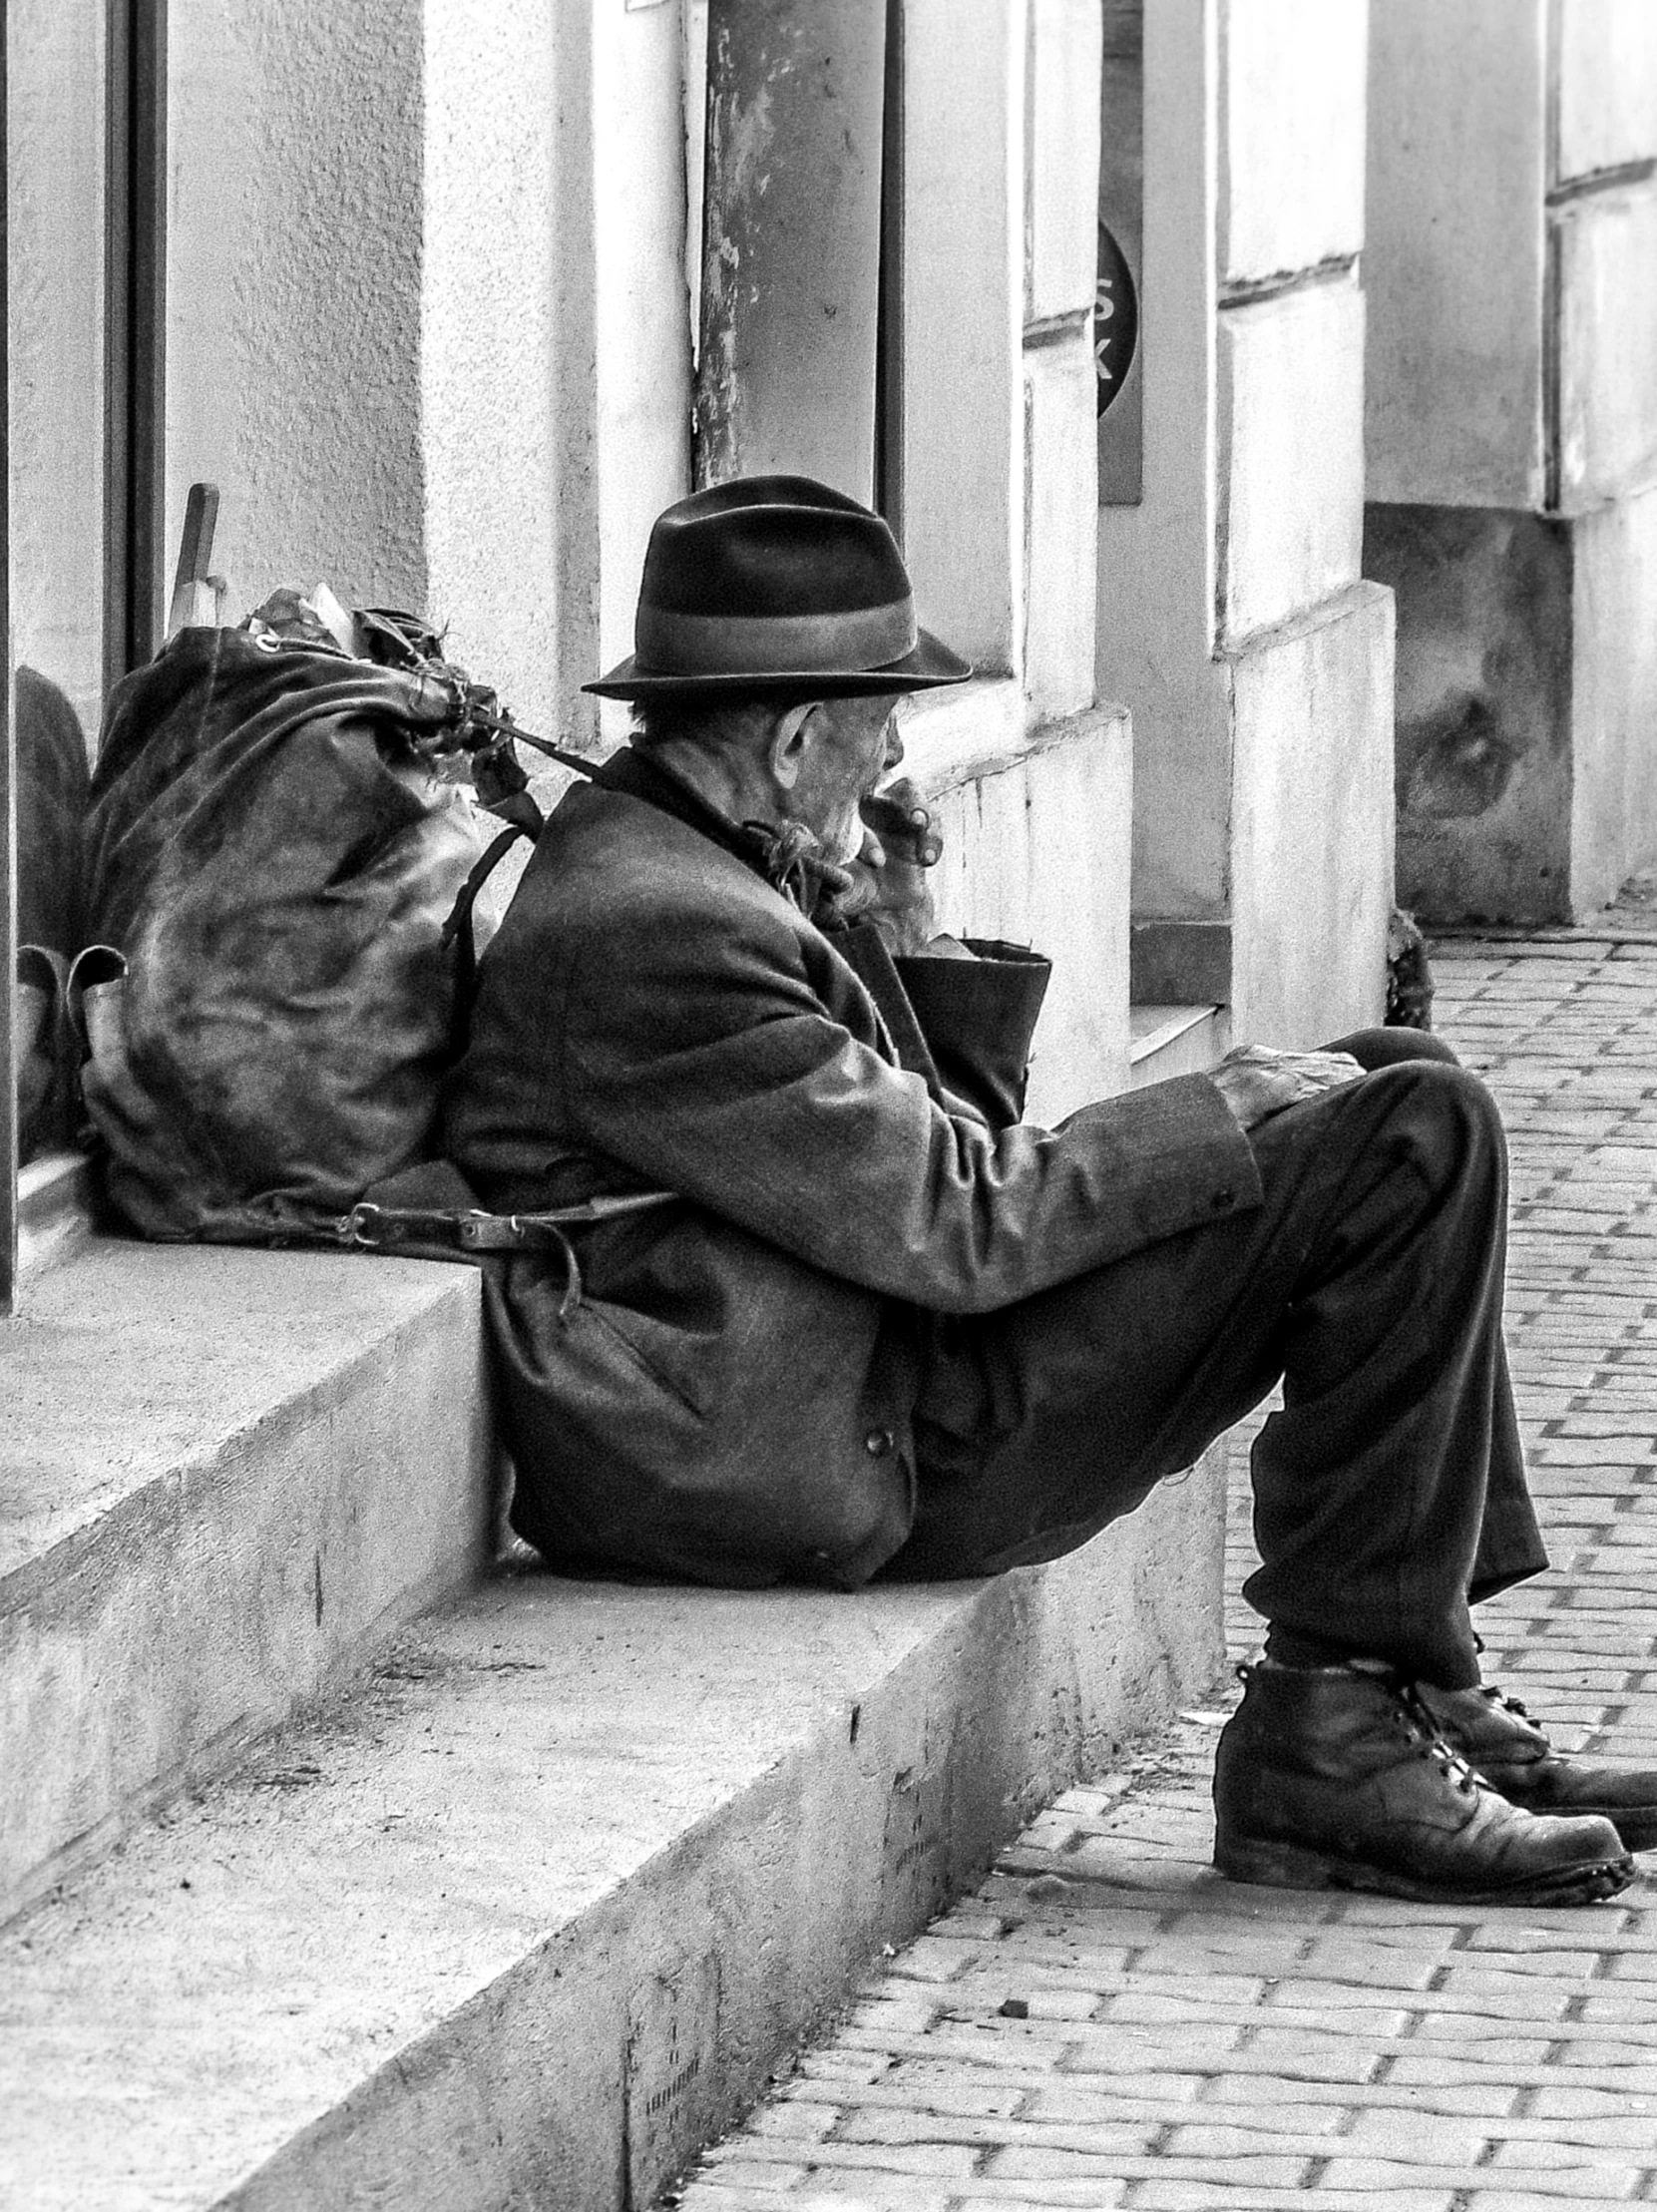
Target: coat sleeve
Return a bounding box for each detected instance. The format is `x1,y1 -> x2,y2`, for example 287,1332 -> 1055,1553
561,884 -> 1261,1316
894,939 -> 1051,1128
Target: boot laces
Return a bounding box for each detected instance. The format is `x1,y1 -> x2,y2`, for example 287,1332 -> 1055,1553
1239,1660 -> 1483,1797
1399,1682 -> 1481,1796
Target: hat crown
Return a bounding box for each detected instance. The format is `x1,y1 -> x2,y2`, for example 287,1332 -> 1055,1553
642,477 -> 911,621
586,473 -> 971,698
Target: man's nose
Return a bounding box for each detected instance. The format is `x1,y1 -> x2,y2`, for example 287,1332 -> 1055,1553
884,718 -> 905,769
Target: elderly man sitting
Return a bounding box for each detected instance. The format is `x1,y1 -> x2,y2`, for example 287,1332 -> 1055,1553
446,475 -> 1657,1908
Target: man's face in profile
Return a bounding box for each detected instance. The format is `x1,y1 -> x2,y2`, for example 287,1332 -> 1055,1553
788,693 -> 904,863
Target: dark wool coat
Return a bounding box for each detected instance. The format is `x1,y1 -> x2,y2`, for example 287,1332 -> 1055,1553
444,746 -> 1260,1588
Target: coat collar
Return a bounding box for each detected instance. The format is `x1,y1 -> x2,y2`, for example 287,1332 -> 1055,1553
594,742 -> 852,917
591,743 -> 946,1100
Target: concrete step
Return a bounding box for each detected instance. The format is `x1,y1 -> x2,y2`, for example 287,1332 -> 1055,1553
0,1455 -> 1225,2212
1129,1002 -> 1227,1087
0,1238 -> 491,1924
16,1148 -> 97,1279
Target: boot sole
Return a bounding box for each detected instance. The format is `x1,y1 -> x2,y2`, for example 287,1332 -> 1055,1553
1215,1833 -> 1635,1907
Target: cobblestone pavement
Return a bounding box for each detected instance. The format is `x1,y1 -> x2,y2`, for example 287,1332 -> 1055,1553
673,939 -> 1657,2212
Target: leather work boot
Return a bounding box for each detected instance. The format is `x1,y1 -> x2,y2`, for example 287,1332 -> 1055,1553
1213,1660 -> 1634,1905
1417,1680 -> 1657,1853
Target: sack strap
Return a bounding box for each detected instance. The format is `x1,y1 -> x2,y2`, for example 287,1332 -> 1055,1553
337,1187 -> 677,1323
442,746 -> 602,1050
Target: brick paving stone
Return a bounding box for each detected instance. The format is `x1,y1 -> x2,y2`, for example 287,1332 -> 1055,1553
675,942 -> 1657,2212
1125,2190 -> 1456,2212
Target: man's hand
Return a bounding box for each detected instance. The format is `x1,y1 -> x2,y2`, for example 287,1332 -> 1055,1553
1211,1043 -> 1366,1132
828,777 -> 954,958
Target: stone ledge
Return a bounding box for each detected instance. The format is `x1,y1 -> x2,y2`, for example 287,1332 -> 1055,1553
16,1149 -> 97,1280
0,1238 -> 492,1923
1130,1005 -> 1228,1088
0,1454 -> 1226,2212
896,677 -> 1131,797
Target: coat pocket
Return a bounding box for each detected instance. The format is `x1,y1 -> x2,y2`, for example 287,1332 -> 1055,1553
575,1297 -> 711,1420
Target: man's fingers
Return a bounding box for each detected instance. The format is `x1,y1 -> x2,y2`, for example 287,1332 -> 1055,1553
862,780 -> 943,868
1296,1052 -> 1365,1086
1221,1044 -> 1364,1086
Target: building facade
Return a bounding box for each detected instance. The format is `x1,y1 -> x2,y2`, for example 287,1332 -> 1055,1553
24,3 -> 1651,2201
1366,0 -> 1657,925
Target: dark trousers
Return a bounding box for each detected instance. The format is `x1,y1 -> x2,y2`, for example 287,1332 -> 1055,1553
892,1030 -> 1543,1690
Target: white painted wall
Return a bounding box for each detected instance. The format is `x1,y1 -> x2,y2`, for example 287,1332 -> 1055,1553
593,0 -> 694,712
1216,276 -> 1366,644
7,0 -> 109,733
422,2 -> 563,733
164,0 -> 694,747
1570,483 -> 1657,912
1364,0 -> 1549,510
1026,0 -> 1101,324
166,0 -> 428,622
901,0 -> 1025,678
1228,587 -> 1395,1048
1023,0 -> 1101,725
1218,0 -> 1367,284
1554,184 -> 1657,514
1555,0 -> 1657,182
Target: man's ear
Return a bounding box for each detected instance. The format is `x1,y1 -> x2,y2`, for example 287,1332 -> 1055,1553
765,699 -> 826,793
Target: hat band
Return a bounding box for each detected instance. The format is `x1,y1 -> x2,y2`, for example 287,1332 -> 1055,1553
635,597 -> 918,676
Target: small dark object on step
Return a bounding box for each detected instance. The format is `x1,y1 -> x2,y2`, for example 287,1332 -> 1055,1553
1386,908 -> 1435,1030
999,1995 -> 1030,2018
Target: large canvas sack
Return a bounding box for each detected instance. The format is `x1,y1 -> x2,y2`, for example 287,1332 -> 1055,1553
80,619 -> 505,1242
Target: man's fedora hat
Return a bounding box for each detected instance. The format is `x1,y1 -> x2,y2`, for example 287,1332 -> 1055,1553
585,475 -> 972,699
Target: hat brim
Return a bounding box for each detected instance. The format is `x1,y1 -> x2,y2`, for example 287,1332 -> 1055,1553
583,627 -> 972,701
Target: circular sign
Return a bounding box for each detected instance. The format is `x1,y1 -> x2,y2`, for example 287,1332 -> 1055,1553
1095,221 -> 1139,418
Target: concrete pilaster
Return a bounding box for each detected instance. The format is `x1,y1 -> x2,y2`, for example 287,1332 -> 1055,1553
1366,0 -> 1657,924
1099,0 -> 1392,1050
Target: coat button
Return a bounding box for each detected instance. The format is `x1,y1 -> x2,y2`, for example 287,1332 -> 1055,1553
1210,1186 -> 1235,1210
864,1428 -> 895,1458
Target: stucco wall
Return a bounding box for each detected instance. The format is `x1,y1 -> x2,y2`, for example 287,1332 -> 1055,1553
593,0 -> 694,727
422,2 -> 564,734
1217,0 -> 1367,284
1571,482 -> 1657,915
1228,586 -> 1395,1046
1364,0 -> 1548,512
7,1 -> 110,733
1554,183 -> 1657,516
1556,0 -> 1657,183
166,0 -> 428,622
163,0 -> 694,743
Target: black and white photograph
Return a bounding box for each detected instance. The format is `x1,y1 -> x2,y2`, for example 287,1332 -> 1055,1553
5,3 -> 1657,2207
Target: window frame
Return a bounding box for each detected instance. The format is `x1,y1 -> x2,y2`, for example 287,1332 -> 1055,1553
2,14 -> 17,1314
104,0 -> 168,686
4,0 -> 167,1309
